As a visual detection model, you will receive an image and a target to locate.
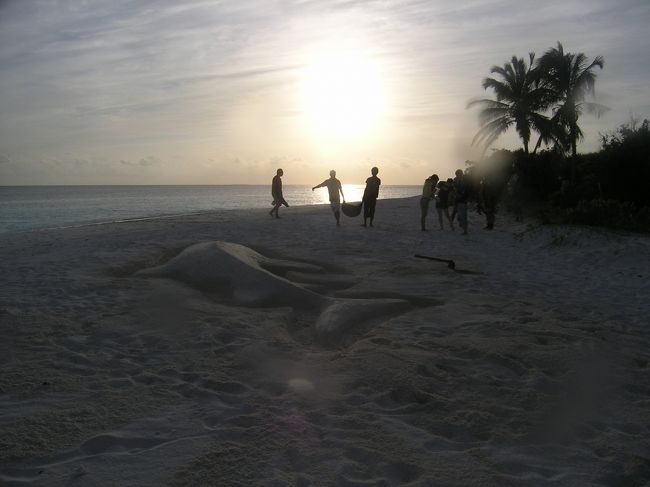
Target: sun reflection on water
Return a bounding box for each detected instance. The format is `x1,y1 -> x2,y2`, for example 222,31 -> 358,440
312,184 -> 365,205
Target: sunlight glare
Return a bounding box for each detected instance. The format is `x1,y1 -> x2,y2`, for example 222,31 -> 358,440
312,184 -> 365,204
301,51 -> 385,140
341,184 -> 365,203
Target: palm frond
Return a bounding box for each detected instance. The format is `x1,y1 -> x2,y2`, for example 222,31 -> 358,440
471,117 -> 512,146
478,107 -> 510,125
466,98 -> 508,110
582,101 -> 610,118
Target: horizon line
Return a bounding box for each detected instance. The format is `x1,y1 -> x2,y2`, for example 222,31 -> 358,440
0,183 -> 422,187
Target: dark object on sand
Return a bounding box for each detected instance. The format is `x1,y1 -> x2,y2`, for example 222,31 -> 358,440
414,254 -> 456,269
342,202 -> 363,217
271,198 -> 289,207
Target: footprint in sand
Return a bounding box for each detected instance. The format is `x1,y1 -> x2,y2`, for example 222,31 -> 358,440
336,447 -> 423,485
416,364 -> 436,378
80,433 -> 168,455
380,462 -> 424,485
485,353 -> 528,377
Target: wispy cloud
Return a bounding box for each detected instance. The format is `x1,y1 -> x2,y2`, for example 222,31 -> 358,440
1,0 -> 649,184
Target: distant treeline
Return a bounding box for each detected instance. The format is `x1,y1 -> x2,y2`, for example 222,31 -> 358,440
467,41 -> 649,232
466,118 -> 650,232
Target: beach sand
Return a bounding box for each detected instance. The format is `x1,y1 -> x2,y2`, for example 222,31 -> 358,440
1,197 -> 649,486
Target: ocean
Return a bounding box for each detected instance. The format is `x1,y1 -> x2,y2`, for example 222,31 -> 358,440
0,185 -> 419,234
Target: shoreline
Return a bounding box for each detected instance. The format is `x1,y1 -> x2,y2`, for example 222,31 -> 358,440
0,191 -> 421,236
1,197 -> 649,486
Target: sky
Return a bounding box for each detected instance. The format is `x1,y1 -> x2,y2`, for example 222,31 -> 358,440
1,0 -> 649,185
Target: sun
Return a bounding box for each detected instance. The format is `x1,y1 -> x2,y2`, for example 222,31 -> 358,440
301,51 -> 385,140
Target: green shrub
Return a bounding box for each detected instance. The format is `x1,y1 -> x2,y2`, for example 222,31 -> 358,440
561,199 -> 650,231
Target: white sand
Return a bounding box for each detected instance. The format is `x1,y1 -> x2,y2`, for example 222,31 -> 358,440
1,197 -> 649,486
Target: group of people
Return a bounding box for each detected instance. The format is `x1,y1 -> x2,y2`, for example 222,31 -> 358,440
271,167 -> 381,227
419,169 -> 469,234
270,166 -> 497,232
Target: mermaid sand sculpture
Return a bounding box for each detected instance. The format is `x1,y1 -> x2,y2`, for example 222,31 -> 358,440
137,241 -> 412,344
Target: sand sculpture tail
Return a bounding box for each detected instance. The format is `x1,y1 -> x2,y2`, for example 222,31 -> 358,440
137,241 -> 412,346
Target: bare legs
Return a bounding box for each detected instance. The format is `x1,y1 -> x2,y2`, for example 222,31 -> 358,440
436,207 -> 454,230
446,208 -> 454,230
362,199 -> 376,227
269,202 -> 281,218
420,197 -> 430,231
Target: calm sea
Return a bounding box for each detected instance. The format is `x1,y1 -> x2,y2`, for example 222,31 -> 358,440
0,185 -> 419,234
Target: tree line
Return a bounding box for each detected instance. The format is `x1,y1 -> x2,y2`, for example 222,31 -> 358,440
468,41 -> 607,157
467,43 -> 650,231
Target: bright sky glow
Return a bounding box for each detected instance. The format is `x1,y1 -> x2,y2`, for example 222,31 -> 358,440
301,51 -> 386,141
1,1 -> 649,185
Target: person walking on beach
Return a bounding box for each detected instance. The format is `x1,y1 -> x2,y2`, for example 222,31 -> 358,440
435,179 -> 454,230
312,170 -> 346,226
453,169 -> 469,235
420,174 -> 439,231
270,168 -> 288,219
362,166 -> 381,227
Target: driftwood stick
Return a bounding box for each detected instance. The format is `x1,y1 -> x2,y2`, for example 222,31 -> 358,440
414,254 -> 456,269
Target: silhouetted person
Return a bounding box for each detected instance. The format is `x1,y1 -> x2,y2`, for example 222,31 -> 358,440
505,172 -> 523,222
312,170 -> 345,226
362,166 -> 381,227
435,180 -> 454,230
453,169 -> 468,235
446,177 -> 457,228
270,168 -> 288,219
420,174 -> 439,231
478,176 -> 498,229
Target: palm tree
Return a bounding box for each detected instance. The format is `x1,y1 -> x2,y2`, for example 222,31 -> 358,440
536,42 -> 607,157
531,109 -> 571,154
467,53 -> 551,154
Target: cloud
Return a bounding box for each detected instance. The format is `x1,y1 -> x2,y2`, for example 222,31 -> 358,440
268,156 -> 302,167
120,156 -> 161,167
1,0 -> 649,184
138,156 -> 161,167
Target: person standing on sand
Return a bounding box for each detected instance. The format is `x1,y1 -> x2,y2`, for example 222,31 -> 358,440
420,174 -> 439,231
453,169 -> 469,235
478,175 -> 498,230
270,168 -> 288,219
362,166 -> 381,227
446,177 -> 458,227
435,180 -> 454,230
312,170 -> 346,226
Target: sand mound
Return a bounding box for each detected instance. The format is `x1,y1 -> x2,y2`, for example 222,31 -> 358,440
137,241 -> 414,346
315,299 -> 411,345
137,241 -> 326,309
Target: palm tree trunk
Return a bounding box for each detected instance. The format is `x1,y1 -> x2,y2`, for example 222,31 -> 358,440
571,132 -> 577,157
569,103 -> 578,157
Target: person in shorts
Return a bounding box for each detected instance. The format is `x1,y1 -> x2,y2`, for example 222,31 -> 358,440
435,179 -> 454,230
269,168 -> 288,219
479,175 -> 499,230
362,166 -> 381,227
453,169 -> 468,235
420,174 -> 439,231
312,170 -> 346,226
